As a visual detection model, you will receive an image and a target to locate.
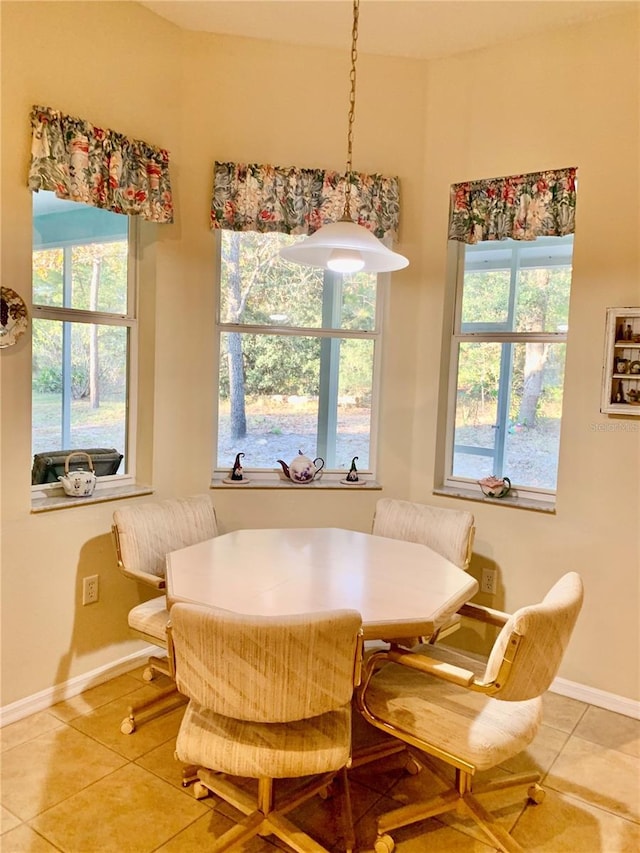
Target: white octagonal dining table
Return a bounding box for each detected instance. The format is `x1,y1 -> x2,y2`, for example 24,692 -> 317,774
166,527 -> 478,641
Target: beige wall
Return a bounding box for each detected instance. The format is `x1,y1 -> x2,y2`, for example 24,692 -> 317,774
1,2 -> 638,709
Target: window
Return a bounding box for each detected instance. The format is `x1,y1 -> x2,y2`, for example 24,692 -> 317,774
32,191 -> 136,484
444,235 -> 574,499
215,230 -> 383,475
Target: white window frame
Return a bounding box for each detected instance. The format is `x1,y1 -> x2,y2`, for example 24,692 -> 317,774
212,230 -> 386,483
442,235 -> 574,505
31,217 -> 139,497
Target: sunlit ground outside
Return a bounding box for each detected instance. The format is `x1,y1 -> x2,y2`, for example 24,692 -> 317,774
217,396 -> 371,471
32,393 -> 126,460
453,404 -> 562,490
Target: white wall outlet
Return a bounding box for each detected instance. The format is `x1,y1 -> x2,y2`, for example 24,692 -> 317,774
481,567 -> 497,595
82,575 -> 99,605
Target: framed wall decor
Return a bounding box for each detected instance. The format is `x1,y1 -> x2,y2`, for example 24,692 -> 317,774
601,307 -> 640,415
0,287 -> 29,348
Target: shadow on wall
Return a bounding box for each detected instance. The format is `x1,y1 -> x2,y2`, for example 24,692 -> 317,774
54,531 -> 156,691
455,555 -> 504,656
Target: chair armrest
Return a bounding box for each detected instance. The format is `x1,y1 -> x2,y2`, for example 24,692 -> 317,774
458,601 -> 508,627
362,647 -> 476,690
386,648 -> 476,687
120,566 -> 166,590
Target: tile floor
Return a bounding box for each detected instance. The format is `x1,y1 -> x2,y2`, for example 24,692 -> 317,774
1,667 -> 639,852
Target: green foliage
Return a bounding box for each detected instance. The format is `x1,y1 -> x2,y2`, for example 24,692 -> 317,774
32,241 -> 129,404
219,231 -> 377,402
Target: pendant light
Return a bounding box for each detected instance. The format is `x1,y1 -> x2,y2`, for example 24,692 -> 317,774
280,0 -> 408,274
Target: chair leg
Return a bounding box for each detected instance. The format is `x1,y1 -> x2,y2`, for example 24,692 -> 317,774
376,789 -> 460,837
120,684 -> 186,734
267,811 -> 330,853
338,766 -> 356,853
143,653 -> 172,681
462,792 -> 525,853
210,811 -> 265,852
195,771 -> 343,853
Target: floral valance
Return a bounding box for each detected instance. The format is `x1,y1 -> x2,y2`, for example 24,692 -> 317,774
211,162 -> 400,240
448,167 -> 577,244
28,105 -> 173,224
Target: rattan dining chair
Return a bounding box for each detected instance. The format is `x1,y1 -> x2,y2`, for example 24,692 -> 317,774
112,494 -> 218,735
372,498 -> 475,643
357,571 -> 584,853
169,603 -> 363,853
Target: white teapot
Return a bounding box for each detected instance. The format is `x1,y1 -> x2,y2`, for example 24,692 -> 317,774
277,451 -> 325,484
59,452 -> 97,497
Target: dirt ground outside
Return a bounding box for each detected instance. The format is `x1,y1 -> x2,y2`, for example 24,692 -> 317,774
218,398 -> 560,489
217,403 -> 372,473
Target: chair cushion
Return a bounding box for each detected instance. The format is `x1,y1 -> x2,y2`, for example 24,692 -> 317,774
114,495 -> 218,580
127,596 -> 168,642
363,654 -> 541,773
373,498 -> 474,570
176,701 -> 352,778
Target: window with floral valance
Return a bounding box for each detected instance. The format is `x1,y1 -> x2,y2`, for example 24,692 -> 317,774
442,165 -> 579,506
210,161 -> 401,241
448,166 -> 576,245
28,105 -> 173,224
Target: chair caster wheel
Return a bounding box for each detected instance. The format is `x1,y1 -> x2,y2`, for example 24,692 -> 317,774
528,783 -> 545,804
120,717 -> 135,735
319,782 -> 334,800
142,667 -> 155,682
193,782 -> 209,800
405,756 -> 421,776
374,834 -> 394,853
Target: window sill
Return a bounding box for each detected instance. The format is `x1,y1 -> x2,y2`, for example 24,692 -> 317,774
211,472 -> 381,491
433,484 -> 556,514
31,482 -> 153,513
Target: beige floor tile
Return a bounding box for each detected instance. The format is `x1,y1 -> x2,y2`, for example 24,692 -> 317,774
0,725 -> 126,821
546,735 -> 640,821
542,691 -> 588,733
349,745 -> 415,797
574,706 -> 640,759
0,823 -> 60,852
154,810 -> 278,851
513,787 -> 640,852
49,672 -> 143,722
499,722 -> 569,776
68,686 -> 185,760
135,738 -> 211,799
347,777 -> 390,825
30,763 -> 209,853
1,804 -> 22,834
0,711 -> 64,753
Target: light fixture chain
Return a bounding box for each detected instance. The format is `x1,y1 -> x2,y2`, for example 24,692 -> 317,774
344,0 -> 359,219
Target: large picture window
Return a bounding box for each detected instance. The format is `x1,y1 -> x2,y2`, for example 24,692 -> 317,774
32,191 -> 136,483
445,235 -> 574,498
215,230 -> 383,474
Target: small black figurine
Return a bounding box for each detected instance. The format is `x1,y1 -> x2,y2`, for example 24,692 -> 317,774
230,452 -> 245,481
346,456 -> 359,482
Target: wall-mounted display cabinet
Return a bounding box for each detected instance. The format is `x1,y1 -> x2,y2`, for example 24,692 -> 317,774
601,307 -> 640,415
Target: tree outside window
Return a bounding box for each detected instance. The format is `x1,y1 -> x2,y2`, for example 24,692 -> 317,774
216,231 -> 382,473
32,191 -> 133,473
447,235 -> 574,494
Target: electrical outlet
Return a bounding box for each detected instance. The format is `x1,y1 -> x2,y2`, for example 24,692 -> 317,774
481,567 -> 497,595
82,575 -> 99,605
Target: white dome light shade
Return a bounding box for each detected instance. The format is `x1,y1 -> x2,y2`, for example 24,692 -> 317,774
280,220 -> 409,273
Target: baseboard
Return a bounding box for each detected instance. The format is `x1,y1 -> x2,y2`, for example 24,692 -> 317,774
0,646 -> 156,727
550,677 -> 640,720
2,652 -> 638,727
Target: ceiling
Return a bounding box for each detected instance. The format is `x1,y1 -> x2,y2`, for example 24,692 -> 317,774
138,0 -> 634,60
